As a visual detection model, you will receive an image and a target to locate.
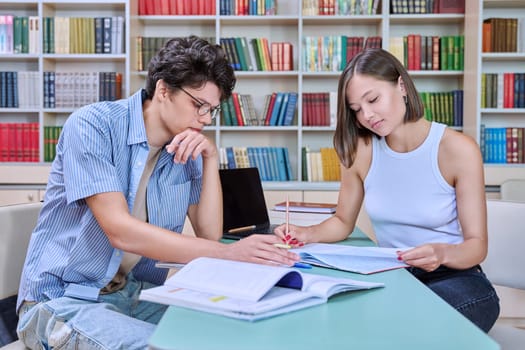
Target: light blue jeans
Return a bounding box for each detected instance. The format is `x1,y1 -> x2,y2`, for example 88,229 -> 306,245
17,273 -> 167,350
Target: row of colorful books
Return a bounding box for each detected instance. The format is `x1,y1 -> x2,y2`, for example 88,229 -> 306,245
0,15 -> 39,54
219,146 -> 293,181
43,126 -> 63,162
138,0 -> 216,15
302,35 -> 382,72
0,71 -> 40,109
302,35 -> 381,72
220,91 -> 298,127
41,16 -> 125,55
0,123 -> 39,162
302,92 -> 337,127
481,126 -> 525,164
481,73 -> 525,109
220,37 -> 292,71
482,17 -> 525,53
0,71 -> 18,108
136,37 -> 173,72
390,35 -> 464,71
420,90 -> 463,128
391,0 -> 464,14
220,0 -> 277,15
301,147 -> 340,182
302,0 -> 380,16
43,71 -> 123,109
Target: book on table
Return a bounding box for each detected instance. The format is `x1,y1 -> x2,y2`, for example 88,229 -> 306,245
291,243 -> 411,275
273,201 -> 337,214
139,257 -> 384,321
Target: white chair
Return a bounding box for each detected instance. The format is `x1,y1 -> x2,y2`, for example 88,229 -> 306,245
500,179 -> 525,202
484,200 -> 525,349
0,202 -> 42,350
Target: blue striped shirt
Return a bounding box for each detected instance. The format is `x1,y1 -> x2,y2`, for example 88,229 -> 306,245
17,90 -> 203,308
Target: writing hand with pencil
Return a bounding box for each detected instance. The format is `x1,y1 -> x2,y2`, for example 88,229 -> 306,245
273,196 -> 309,248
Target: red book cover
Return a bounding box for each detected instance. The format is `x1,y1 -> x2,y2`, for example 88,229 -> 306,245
22,123 -> 30,162
231,93 -> 244,126
160,0 -> 170,15
183,0 -> 192,15
32,122 -> 39,162
438,0 -> 465,14
271,42 -> 280,71
15,123 -> 23,162
282,42 -> 293,71
302,93 -> 310,126
414,34 -> 421,70
323,92 -> 330,126
0,123 -> 7,161
138,0 -> 147,15
407,34 -> 415,71
506,128 -> 513,163
264,92 -> 277,126
482,20 -> 492,53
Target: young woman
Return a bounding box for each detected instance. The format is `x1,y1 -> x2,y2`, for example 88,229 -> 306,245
275,48 -> 499,332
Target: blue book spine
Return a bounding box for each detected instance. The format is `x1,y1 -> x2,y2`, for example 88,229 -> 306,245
282,92 -> 298,126
225,147 -> 236,169
276,147 -> 288,181
282,147 -> 294,181
275,92 -> 290,126
268,92 -> 284,126
267,147 -> 279,181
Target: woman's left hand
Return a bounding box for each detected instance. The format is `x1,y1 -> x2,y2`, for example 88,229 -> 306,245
397,243 -> 446,272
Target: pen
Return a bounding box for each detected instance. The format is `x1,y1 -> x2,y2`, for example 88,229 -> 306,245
273,243 -> 291,249
228,225 -> 256,233
285,194 -> 289,236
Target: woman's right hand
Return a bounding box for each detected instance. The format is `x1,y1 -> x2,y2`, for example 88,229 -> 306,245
274,223 -> 311,247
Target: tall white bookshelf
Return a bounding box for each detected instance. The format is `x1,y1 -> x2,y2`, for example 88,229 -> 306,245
0,0 -> 522,198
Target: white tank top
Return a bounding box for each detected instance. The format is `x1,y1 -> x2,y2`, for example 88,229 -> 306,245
363,122 -> 463,248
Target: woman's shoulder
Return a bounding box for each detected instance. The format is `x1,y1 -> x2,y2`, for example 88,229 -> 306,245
440,127 -> 482,162
353,136 -> 373,179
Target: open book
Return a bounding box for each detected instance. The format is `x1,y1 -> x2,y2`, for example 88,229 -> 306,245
291,243 -> 411,274
140,257 -> 383,321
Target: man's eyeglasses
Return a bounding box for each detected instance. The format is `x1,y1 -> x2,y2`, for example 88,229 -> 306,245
178,87 -> 221,120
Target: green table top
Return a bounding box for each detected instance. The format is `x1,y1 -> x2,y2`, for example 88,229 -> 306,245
148,229 -> 499,350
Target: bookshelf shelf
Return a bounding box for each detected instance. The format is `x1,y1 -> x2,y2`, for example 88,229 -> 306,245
1,0 -> 522,191
136,16 -> 216,24
476,0 -> 525,172
389,14 -> 464,24
482,53 -> 525,61
302,15 -> 382,25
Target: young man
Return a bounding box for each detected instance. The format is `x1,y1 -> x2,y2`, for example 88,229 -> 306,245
16,36 -> 298,349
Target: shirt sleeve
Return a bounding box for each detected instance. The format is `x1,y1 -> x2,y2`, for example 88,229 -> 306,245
61,105 -> 124,205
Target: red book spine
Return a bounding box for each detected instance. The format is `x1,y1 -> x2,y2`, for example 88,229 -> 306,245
231,93 -> 244,126
0,123 -> 7,161
265,92 -> 277,126
414,34 -> 421,70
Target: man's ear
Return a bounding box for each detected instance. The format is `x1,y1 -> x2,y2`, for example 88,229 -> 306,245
155,79 -> 169,100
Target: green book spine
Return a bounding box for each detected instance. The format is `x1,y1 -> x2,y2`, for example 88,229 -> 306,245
13,16 -> 22,53
21,16 -> 29,53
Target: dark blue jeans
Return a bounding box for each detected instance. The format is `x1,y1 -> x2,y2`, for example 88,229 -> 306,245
407,265 -> 500,333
